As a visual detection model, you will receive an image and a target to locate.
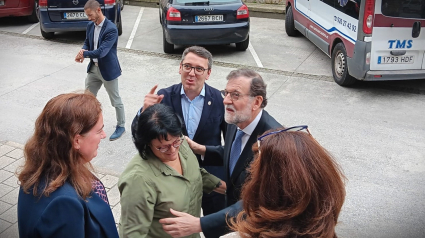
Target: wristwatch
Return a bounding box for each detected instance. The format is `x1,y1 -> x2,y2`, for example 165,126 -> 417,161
216,181 -> 222,188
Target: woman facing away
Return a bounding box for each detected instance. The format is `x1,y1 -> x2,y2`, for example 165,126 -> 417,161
17,92 -> 118,238
222,126 -> 346,238
118,103 -> 226,238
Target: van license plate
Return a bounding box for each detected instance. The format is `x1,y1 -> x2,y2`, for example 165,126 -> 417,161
64,12 -> 87,20
378,56 -> 414,64
195,15 -> 223,22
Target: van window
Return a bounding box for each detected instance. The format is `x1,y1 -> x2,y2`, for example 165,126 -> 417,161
322,0 -> 334,7
382,0 -> 425,19
335,0 -> 361,19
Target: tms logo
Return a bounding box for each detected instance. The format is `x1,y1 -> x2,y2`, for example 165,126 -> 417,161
388,40 -> 413,49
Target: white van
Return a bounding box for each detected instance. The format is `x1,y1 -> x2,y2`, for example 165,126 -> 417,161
284,0 -> 425,86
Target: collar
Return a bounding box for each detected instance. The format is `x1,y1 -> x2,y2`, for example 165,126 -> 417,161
95,17 -> 106,28
180,84 -> 205,98
238,109 -> 263,136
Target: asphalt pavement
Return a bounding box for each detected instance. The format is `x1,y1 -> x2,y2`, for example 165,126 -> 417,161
0,4 -> 425,238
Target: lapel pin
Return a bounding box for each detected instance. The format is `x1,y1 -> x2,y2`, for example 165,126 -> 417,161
208,101 -> 211,105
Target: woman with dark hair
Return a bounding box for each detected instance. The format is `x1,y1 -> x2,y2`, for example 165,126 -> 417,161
222,126 -> 346,238
17,92 -> 118,238
118,103 -> 226,238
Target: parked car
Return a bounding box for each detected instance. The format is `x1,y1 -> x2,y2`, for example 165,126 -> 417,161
159,0 -> 250,53
0,0 -> 38,23
38,0 -> 123,39
285,0 -> 425,86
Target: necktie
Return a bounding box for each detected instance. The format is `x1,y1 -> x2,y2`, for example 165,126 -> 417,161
229,129 -> 245,175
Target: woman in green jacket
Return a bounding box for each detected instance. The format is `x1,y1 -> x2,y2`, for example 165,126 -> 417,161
118,104 -> 226,238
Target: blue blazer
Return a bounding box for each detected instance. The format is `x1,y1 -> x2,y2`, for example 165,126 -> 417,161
131,83 -> 227,168
83,18 -> 121,81
18,182 -> 119,238
201,110 -> 282,238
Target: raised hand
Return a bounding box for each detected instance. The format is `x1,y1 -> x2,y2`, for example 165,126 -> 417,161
141,84 -> 165,113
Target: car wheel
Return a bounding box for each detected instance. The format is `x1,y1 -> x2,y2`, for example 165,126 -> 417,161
117,14 -> 123,36
235,36 -> 249,51
163,30 -> 174,54
285,6 -> 298,36
27,0 -> 39,23
40,24 -> 54,39
331,42 -> 356,86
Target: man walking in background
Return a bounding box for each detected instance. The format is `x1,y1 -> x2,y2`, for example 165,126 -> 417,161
75,0 -> 125,141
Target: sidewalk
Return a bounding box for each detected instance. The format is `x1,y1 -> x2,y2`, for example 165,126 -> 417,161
0,141 -> 122,238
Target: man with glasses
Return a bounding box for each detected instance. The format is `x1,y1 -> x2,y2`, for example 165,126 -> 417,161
159,68 -> 282,238
131,46 -> 227,216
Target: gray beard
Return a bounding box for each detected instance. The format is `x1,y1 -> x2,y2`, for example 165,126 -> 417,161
225,110 -> 250,126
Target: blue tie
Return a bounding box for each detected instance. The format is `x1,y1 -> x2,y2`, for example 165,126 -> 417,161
229,129 -> 245,175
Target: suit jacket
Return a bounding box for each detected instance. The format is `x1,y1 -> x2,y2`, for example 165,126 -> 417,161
18,182 -> 119,238
83,18 -> 121,81
201,110 -> 282,238
131,83 -> 227,167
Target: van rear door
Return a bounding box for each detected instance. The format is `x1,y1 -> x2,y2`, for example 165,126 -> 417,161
370,0 -> 425,71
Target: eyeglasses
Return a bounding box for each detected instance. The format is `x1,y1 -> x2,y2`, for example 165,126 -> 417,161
181,64 -> 209,75
257,125 -> 311,153
153,136 -> 184,153
220,90 -> 251,101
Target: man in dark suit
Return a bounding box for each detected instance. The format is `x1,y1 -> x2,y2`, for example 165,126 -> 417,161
75,0 -> 125,141
131,46 -> 227,215
159,69 -> 282,238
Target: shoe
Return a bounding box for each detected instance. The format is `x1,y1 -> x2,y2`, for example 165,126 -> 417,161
110,126 -> 125,141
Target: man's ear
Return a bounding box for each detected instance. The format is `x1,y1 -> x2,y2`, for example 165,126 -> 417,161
253,96 -> 263,111
205,69 -> 212,80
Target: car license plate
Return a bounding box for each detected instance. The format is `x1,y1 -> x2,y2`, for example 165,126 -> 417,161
0,0 -> 4,6
378,55 -> 414,64
64,12 -> 87,20
195,15 -> 223,22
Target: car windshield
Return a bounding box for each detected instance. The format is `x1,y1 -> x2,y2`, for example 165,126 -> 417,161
173,0 -> 239,5
382,0 -> 425,19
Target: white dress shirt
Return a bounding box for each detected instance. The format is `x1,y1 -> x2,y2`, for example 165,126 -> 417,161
235,109 -> 263,155
93,18 -> 105,63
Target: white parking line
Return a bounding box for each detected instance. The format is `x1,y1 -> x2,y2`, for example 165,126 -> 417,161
248,42 -> 263,67
22,23 -> 39,35
126,7 -> 144,49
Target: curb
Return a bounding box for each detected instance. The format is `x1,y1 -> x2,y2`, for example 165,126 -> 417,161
125,0 -> 286,15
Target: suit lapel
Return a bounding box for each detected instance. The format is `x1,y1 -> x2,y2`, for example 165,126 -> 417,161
170,85 -> 186,134
193,84 -> 213,141
86,193 -> 118,238
171,85 -> 184,118
225,125 -> 237,180
98,19 -> 107,48
89,24 -> 95,50
230,112 -> 266,181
